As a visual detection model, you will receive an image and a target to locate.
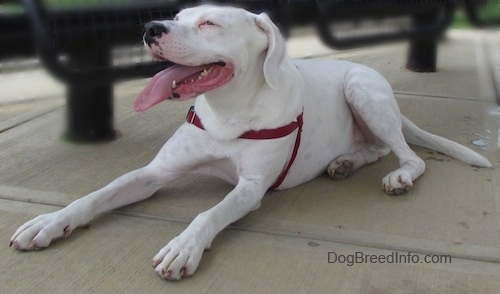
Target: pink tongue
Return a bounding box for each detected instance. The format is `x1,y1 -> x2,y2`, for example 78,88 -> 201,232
134,64 -> 205,112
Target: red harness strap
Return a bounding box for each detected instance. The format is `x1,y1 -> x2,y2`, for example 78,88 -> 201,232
186,106 -> 304,190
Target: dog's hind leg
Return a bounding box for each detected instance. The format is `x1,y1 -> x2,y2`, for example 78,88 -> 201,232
343,67 -> 425,195
327,144 -> 390,180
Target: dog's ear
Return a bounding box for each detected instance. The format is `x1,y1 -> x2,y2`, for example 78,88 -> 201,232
255,13 -> 286,89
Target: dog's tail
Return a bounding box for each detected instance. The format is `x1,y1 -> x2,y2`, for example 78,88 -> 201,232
401,115 -> 492,168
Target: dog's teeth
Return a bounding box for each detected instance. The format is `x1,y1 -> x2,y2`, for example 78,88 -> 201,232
172,80 -> 177,88
200,69 -> 209,77
191,79 -> 194,82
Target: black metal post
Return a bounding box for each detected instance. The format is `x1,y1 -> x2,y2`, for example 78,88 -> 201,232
406,13 -> 438,72
64,46 -> 116,142
407,38 -> 438,72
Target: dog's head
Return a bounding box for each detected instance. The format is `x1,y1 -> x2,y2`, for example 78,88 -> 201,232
134,5 -> 287,112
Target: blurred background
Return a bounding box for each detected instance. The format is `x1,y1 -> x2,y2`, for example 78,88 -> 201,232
0,0 -> 498,143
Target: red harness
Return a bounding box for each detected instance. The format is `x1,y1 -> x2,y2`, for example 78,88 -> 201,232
186,106 -> 304,190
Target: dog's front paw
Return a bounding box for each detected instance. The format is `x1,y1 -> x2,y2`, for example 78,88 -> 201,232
152,234 -> 205,280
9,210 -> 80,251
382,170 -> 413,195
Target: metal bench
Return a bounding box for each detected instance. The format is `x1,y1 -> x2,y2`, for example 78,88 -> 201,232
0,0 -> 495,142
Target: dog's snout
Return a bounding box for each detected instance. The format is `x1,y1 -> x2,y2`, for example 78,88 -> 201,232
144,22 -> 169,45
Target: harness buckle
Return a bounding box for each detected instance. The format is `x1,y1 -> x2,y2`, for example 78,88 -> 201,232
188,106 -> 196,124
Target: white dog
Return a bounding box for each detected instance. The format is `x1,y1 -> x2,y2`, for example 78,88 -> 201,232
10,5 -> 491,280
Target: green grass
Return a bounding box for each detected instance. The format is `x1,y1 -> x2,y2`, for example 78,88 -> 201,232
0,0 -> 134,13
44,0 -> 128,6
451,3 -> 499,29
452,9 -> 470,28
477,2 -> 500,20
0,3 -> 23,13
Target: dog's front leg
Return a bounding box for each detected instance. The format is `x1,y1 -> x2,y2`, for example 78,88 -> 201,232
10,125 -> 205,251
9,165 -> 173,250
152,176 -> 268,280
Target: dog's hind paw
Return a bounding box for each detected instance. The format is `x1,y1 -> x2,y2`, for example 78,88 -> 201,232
327,160 -> 354,180
382,170 -> 413,195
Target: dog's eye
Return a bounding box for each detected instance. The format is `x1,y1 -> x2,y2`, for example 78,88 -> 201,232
199,20 -> 216,27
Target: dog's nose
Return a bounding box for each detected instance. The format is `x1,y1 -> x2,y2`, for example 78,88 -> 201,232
144,22 -> 169,45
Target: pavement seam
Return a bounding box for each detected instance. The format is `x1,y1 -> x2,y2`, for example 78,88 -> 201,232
0,104 -> 63,133
394,90 -> 490,103
474,32 -> 499,104
480,32 -> 500,105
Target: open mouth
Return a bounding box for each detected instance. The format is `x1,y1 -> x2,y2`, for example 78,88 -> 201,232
134,60 -> 234,112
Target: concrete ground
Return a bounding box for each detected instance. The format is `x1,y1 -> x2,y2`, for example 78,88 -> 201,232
0,29 -> 499,293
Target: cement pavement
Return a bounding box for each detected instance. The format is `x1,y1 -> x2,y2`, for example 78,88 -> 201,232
0,29 -> 499,293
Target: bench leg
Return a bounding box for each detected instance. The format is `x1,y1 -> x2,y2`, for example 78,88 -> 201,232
406,38 -> 437,73
406,13 -> 438,73
65,83 -> 116,142
64,46 -> 117,142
